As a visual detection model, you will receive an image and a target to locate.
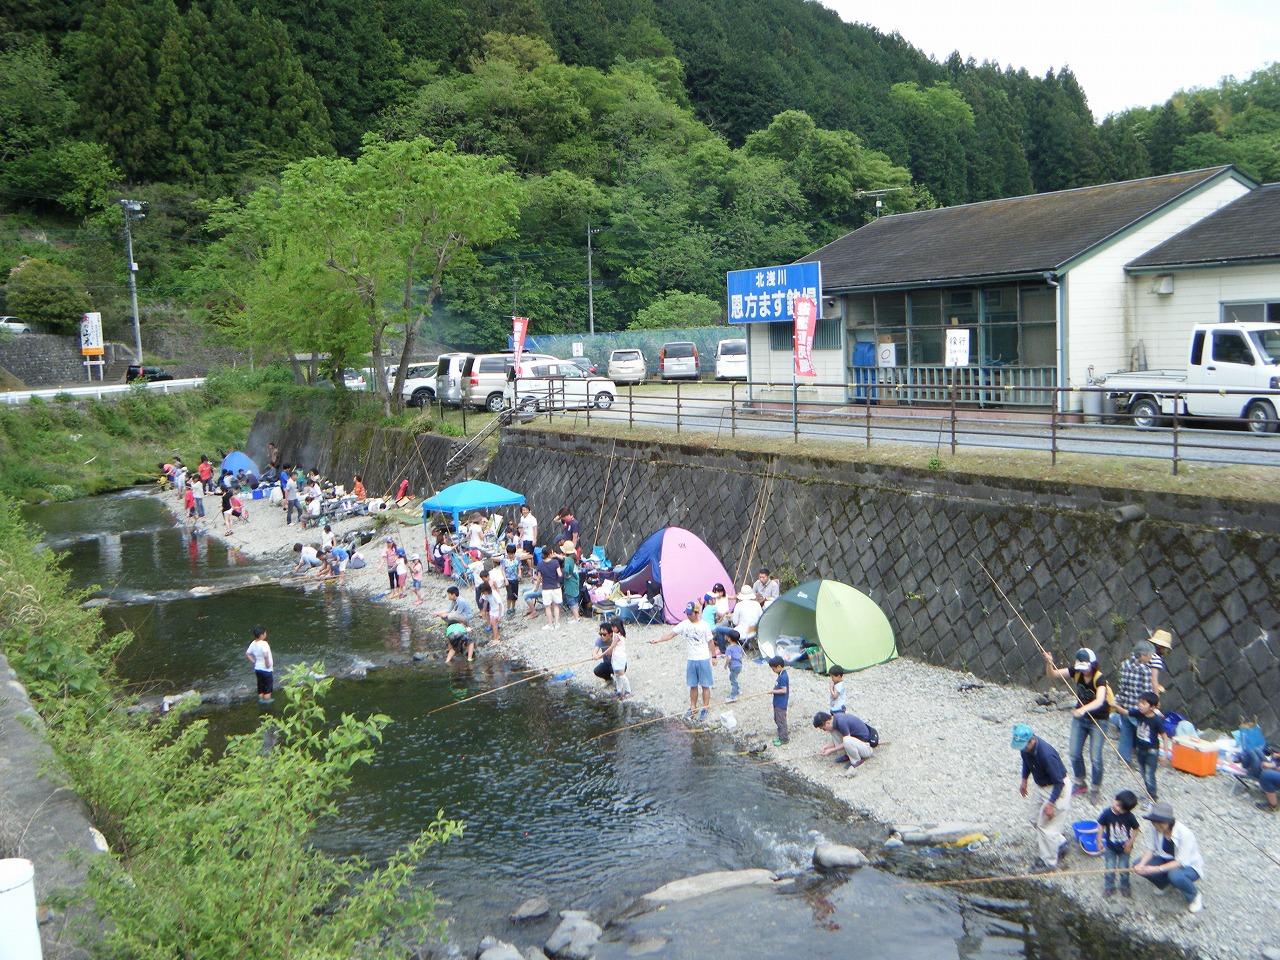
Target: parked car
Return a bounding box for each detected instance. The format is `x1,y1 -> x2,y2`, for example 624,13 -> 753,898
342,368 -> 367,390
0,317 -> 31,334
510,361 -> 616,411
433,352 -> 472,407
607,348 -> 647,385
569,356 -> 598,376
1100,321 -> 1280,433
659,341 -> 700,380
125,364 -> 174,382
390,361 -> 440,407
462,351 -> 556,411
715,338 -> 747,380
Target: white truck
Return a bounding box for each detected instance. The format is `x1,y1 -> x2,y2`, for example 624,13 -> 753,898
1100,322 -> 1280,434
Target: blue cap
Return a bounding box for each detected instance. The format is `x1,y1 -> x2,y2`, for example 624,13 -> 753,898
1011,724 -> 1034,749
684,601 -> 697,615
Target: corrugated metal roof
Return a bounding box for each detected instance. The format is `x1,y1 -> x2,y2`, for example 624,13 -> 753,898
1127,183 -> 1280,270
799,167 -> 1238,290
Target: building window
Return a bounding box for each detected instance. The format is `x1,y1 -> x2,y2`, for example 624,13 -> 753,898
1222,301 -> 1280,324
768,318 -> 842,351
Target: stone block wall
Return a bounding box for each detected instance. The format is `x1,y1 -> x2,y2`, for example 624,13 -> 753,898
490,429 -> 1280,731
247,405 -> 460,499
0,335 -> 135,387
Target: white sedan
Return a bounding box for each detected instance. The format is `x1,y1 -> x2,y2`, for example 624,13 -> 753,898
510,361 -> 616,411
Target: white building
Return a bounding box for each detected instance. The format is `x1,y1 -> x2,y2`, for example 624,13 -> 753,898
749,165 -> 1268,410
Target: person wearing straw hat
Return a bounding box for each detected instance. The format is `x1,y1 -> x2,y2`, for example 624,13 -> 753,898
1147,628 -> 1173,693
1133,801 -> 1205,913
1011,723 -> 1072,872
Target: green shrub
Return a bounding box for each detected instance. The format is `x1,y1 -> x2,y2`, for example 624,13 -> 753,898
53,392 -> 75,403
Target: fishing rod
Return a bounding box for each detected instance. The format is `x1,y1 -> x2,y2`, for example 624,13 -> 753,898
583,690 -> 772,745
926,866 -> 1127,887
426,656 -> 595,714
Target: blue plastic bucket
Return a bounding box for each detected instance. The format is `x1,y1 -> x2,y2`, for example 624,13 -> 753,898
1072,819 -> 1102,856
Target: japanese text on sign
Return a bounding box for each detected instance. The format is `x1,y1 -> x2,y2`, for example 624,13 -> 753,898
945,328 -> 971,368
80,312 -> 104,356
726,262 -> 822,324
793,296 -> 817,378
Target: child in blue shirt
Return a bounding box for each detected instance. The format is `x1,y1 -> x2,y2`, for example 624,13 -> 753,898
769,656 -> 789,746
722,631 -> 744,702
828,666 -> 846,714
1097,790 -> 1140,898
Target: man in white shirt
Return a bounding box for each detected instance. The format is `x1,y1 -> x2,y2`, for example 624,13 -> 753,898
651,601 -> 716,722
753,568 -> 781,606
1133,802 -> 1206,913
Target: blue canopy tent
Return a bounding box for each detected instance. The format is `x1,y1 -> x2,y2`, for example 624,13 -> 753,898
421,480 -> 525,535
220,451 -> 259,477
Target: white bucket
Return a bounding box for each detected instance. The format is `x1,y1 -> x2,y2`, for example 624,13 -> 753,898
0,858 -> 42,960
720,711 -> 738,731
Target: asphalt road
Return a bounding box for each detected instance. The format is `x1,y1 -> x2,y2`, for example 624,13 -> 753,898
558,383 -> 1280,469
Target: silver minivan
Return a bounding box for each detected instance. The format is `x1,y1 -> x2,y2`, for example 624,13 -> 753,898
659,341 -> 700,381
607,348 -> 646,385
434,353 -> 472,407
462,352 -> 556,411
715,338 -> 747,380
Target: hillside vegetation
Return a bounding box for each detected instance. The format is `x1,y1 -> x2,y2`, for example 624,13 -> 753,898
2,0 -> 1277,364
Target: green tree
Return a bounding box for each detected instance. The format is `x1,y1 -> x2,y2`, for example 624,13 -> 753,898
0,37 -> 76,165
630,289 -> 722,329
889,81 -> 974,206
5,257 -> 92,331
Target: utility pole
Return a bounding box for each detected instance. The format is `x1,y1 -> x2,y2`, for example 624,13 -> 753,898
120,199 -> 145,363
586,221 -> 600,335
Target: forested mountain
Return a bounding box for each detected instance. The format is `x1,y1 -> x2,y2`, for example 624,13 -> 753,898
1,0 -> 1277,358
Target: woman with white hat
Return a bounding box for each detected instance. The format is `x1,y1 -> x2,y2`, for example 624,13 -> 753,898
1147,629 -> 1173,692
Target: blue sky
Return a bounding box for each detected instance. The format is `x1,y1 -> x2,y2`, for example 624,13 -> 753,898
823,1 -> 1280,118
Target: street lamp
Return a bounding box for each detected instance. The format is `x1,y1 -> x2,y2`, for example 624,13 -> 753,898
120,199 -> 145,363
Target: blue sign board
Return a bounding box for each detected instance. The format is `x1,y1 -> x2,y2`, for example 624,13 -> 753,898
726,262 -> 821,324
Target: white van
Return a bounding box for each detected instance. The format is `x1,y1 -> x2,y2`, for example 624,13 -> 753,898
715,338 -> 747,380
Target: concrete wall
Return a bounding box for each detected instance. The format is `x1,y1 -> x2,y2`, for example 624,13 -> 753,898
490,429 -> 1280,730
0,334 -> 135,388
246,404 -> 463,499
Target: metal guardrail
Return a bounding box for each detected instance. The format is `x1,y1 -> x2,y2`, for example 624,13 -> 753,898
0,378 -> 207,405
512,378 -> 1280,475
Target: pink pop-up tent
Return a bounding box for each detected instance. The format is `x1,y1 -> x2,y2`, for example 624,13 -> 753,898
614,526 -> 734,623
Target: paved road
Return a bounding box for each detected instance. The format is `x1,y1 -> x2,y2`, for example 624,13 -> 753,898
559,384 -> 1280,469
0,377 -> 206,405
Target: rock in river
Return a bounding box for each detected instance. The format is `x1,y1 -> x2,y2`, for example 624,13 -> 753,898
545,911 -> 602,960
813,843 -> 869,870
510,896 -> 550,922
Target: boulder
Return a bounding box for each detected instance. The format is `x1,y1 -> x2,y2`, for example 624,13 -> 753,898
544,912 -> 602,960
813,844 -> 869,870
523,949 -> 550,960
510,896 -> 551,922
641,869 -> 776,903
477,938 -> 523,960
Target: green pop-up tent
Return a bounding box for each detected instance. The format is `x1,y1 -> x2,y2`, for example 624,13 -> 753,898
755,578 -> 897,674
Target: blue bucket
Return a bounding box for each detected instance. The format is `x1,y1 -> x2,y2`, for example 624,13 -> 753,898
1072,819 -> 1103,856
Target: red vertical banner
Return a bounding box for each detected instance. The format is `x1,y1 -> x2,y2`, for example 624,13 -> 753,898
512,316 -> 529,366
793,296 -> 817,378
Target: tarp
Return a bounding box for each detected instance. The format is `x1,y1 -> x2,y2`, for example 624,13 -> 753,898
220,451 -> 259,477
614,526 -> 732,624
422,480 -> 525,533
755,579 -> 897,674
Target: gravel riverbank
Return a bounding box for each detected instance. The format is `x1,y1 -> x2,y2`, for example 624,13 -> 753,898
179,490 -> 1278,960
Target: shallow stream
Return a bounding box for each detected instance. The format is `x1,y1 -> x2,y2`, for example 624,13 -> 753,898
25,491 -> 1187,958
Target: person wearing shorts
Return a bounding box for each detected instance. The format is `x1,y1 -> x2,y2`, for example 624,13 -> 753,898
650,601 -> 716,722
536,550 -> 563,630
244,626 -> 274,705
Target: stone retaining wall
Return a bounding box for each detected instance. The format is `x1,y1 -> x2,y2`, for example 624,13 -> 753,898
247,406 -> 461,498
0,334 -> 135,387
490,429 -> 1280,731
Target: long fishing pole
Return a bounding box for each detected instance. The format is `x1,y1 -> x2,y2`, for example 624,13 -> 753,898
925,866 -> 1126,887
427,656 -> 594,714
977,559 -> 1280,869
583,690 -> 772,744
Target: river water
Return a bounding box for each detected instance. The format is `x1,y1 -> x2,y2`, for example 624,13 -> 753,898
25,491 -> 1184,959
